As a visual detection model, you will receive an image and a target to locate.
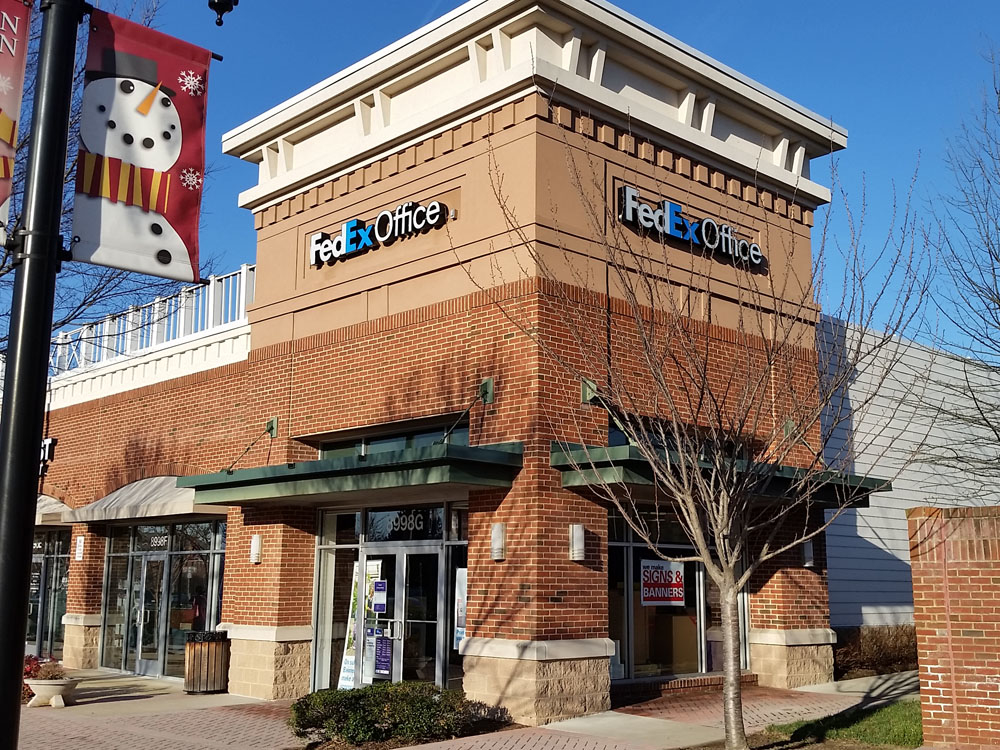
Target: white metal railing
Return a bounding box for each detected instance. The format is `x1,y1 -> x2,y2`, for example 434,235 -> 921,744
49,264 -> 255,375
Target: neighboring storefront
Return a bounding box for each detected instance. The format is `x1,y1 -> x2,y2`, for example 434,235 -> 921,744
99,520 -> 226,677
41,0 -> 859,726
27,528 -> 71,659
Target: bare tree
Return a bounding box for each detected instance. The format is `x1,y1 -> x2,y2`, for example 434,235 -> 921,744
924,51 -> 1000,490
467,111 -> 929,750
0,0 -> 200,357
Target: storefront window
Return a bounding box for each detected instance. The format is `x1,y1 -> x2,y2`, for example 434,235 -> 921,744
165,554 -> 209,677
608,509 -> 743,679
447,507 -> 468,542
134,525 -> 170,552
102,555 -> 130,670
26,529 -> 71,659
322,512 -> 361,546
632,550 -> 698,677
110,526 -> 131,554
174,522 -> 213,551
101,520 -> 225,676
366,507 -> 444,543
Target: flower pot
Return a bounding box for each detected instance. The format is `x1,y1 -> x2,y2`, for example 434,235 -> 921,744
23,678 -> 79,708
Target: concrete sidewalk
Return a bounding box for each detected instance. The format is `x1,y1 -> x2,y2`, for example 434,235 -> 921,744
420,671 -> 921,750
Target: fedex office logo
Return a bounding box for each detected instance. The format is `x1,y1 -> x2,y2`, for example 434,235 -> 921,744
618,186 -> 764,268
310,199 -> 448,268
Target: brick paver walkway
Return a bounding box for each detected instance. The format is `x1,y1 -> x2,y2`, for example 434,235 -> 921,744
18,701 -> 306,750
15,682 -> 873,750
615,685 -> 862,730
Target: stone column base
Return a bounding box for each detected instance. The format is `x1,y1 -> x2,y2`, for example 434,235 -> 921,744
61,614 -> 102,668
222,624 -> 312,700
748,628 -> 836,688
459,637 -> 613,725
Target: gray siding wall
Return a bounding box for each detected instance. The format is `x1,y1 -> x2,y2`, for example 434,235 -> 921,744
821,318 -> 998,627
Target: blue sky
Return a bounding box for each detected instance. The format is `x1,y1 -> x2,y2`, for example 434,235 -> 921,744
151,0 -> 1000,291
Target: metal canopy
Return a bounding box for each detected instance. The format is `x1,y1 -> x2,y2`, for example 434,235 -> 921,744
61,476 -> 230,523
549,443 -> 889,506
177,442 -> 524,507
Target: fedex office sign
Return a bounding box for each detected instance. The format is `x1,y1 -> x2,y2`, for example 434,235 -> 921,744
618,186 -> 764,268
640,559 -> 685,607
310,199 -> 447,268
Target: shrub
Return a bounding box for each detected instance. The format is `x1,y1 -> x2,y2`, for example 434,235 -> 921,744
36,662 -> 67,680
834,625 -> 917,679
289,682 -> 481,745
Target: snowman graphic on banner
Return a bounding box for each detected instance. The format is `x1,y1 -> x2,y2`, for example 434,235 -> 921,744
72,11 -> 211,283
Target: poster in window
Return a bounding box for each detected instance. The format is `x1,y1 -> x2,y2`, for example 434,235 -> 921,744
639,559 -> 685,606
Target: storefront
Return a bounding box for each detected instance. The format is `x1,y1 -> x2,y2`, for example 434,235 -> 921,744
100,520 -> 226,677
44,0 -> 858,726
27,529 -> 71,659
313,503 -> 468,691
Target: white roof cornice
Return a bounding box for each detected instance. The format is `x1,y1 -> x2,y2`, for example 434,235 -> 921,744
225,0 -> 846,209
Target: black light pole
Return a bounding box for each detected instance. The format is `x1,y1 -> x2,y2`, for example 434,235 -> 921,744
0,0 -> 237,744
0,0 -> 83,745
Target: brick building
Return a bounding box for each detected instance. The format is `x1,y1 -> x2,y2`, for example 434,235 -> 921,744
33,0 -> 866,725
909,506 -> 1000,750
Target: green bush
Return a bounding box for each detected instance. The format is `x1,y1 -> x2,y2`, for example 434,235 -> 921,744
834,625 -> 917,679
289,682 -> 480,745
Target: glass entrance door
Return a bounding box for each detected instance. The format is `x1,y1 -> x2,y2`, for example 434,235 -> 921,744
358,549 -> 442,685
134,555 -> 167,675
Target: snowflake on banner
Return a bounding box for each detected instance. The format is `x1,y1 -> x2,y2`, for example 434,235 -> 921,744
178,70 -> 204,96
0,75 -> 13,97
179,168 -> 203,191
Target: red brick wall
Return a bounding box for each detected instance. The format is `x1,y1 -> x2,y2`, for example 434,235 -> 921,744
747,508 -> 830,630
45,277 -> 831,639
66,524 -> 106,615
909,506 -> 1000,750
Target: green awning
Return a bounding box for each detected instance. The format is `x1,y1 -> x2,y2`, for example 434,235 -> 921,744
549,443 -> 888,505
178,442 -> 523,507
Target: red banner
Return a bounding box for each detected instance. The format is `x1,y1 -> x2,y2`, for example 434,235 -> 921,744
0,1 -> 31,236
71,10 -> 211,282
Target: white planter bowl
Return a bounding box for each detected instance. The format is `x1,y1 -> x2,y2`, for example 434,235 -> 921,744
23,678 -> 79,708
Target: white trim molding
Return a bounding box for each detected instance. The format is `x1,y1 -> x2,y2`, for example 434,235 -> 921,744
748,628 -> 837,647
459,636 -> 615,661
219,623 -> 313,642
62,613 -> 102,627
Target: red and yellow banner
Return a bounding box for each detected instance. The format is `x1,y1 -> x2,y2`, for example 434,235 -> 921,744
0,1 -> 31,236
71,10 -> 211,283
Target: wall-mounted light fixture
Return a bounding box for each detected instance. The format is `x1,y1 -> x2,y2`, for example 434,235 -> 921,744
569,524 -> 586,561
802,538 -> 815,568
490,522 -> 506,561
250,534 -> 262,564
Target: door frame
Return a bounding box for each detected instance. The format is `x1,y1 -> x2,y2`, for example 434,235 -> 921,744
134,553 -> 168,676
356,542 -> 446,688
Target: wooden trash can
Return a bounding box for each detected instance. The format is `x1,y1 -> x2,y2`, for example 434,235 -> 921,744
184,631 -> 230,694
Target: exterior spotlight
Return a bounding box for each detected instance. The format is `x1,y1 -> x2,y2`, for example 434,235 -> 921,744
569,524 -> 586,561
249,534 -> 262,564
490,522 -> 506,561
208,0 -> 239,26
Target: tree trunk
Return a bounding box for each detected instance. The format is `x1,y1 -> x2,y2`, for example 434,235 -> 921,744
721,582 -> 750,750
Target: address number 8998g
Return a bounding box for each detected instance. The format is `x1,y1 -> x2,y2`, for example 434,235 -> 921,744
389,512 -> 425,533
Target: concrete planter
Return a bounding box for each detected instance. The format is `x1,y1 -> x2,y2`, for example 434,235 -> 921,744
23,678 -> 79,708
